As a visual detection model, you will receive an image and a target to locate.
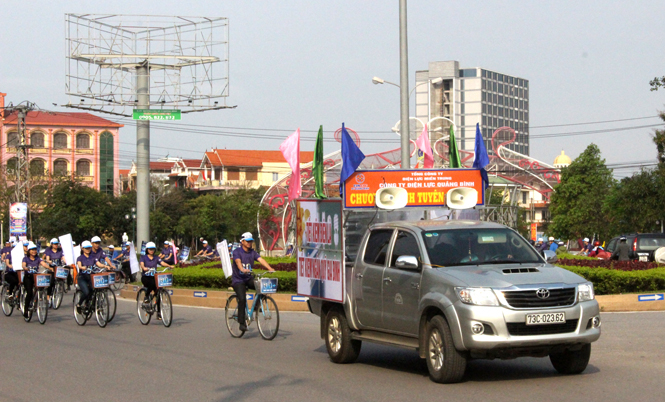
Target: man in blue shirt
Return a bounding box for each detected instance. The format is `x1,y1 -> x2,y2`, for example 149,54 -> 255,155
231,232 -> 275,331
547,237 -> 559,253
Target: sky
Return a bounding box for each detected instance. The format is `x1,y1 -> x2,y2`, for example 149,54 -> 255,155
2,0 -> 664,178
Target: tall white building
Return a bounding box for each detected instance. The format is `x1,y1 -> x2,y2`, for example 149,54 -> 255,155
415,61 -> 530,158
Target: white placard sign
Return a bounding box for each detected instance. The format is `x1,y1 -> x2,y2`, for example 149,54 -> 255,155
218,241 -> 232,278
11,244 -> 24,271
129,242 -> 140,274
59,234 -> 75,266
73,245 -> 81,262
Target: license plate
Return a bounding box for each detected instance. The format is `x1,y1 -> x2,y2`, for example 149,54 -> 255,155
638,255 -> 648,262
525,312 -> 566,325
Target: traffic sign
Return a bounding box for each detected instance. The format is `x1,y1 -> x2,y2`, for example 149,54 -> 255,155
133,109 -> 181,121
193,291 -> 207,298
637,294 -> 664,302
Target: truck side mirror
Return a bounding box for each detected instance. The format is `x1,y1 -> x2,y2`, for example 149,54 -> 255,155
542,250 -> 558,264
395,255 -> 419,270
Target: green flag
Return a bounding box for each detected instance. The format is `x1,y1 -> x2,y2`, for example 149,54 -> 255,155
313,125 -> 326,198
449,125 -> 462,168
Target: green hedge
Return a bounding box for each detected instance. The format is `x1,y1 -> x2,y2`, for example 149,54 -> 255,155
559,265 -> 665,295
171,267 -> 297,292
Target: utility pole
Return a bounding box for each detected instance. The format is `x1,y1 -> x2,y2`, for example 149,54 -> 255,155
136,64 -> 150,248
399,0 -> 410,169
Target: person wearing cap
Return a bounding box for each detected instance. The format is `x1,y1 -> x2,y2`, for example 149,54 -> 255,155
195,240 -> 215,258
2,242 -> 20,299
1,239 -> 12,261
581,237 -> 591,255
107,245 -> 115,258
90,236 -> 114,267
140,242 -> 174,305
76,240 -> 108,312
612,236 -> 632,261
232,232 -> 275,331
22,242 -> 51,317
547,237 -> 558,253
114,242 -> 133,283
536,238 -> 549,252
159,241 -> 175,265
43,238 -> 68,293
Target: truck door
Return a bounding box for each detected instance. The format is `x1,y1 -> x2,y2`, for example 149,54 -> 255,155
382,230 -> 422,335
353,229 -> 394,329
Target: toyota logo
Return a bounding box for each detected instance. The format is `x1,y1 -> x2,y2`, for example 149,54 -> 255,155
536,288 -> 550,299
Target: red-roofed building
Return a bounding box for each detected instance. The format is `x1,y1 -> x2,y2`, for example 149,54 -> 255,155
197,149 -> 314,191
1,93 -> 123,195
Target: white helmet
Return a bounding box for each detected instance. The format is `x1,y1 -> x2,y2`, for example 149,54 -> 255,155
146,242 -> 156,249
81,241 -> 93,248
91,236 -> 102,243
27,242 -> 38,250
50,238 -> 59,244
583,237 -> 589,242
548,237 -> 554,241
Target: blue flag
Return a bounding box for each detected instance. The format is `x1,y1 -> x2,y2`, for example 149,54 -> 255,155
339,123 -> 365,195
472,123 -> 489,189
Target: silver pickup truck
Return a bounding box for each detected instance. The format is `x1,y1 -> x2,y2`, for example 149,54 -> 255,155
307,220 -> 601,383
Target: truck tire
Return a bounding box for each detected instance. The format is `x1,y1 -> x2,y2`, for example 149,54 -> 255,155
549,344 -> 591,374
325,308 -> 361,364
425,315 -> 467,383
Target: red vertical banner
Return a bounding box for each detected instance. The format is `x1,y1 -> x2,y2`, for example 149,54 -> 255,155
530,223 -> 538,241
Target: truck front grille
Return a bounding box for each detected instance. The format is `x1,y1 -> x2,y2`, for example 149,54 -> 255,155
502,288 -> 576,308
507,319 -> 579,336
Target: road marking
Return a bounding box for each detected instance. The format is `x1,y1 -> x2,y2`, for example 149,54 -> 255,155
291,296 -> 308,302
193,291 -> 207,298
638,294 -> 664,302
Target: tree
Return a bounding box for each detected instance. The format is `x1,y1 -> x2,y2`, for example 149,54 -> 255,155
605,169 -> 661,234
549,144 -> 615,240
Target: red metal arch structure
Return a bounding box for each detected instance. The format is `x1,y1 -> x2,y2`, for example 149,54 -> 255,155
258,126 -> 559,253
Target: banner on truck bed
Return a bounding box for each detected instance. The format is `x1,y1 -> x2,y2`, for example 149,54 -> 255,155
343,169 -> 484,209
296,199 -> 344,303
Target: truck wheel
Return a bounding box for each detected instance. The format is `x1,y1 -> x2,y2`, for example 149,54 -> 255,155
325,309 -> 361,364
425,315 -> 467,383
549,344 -> 591,374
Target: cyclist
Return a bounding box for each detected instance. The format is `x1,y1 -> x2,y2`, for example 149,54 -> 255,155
43,238 -> 70,292
1,239 -> 12,260
75,241 -> 107,314
140,242 -> 174,307
159,241 -> 174,265
22,242 -> 51,318
231,232 -> 275,331
3,241 -> 20,300
195,240 -> 215,258
90,236 -> 114,267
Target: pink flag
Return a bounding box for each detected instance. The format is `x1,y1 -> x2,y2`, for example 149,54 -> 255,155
280,129 -> 301,201
415,124 -> 434,168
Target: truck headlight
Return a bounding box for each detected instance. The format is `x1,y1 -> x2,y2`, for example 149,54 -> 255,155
578,283 -> 595,301
455,287 -> 499,306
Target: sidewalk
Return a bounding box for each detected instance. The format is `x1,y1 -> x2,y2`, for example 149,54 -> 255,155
118,287 -> 665,312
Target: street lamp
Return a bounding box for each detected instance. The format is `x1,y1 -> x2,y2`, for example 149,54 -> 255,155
372,76 -> 442,99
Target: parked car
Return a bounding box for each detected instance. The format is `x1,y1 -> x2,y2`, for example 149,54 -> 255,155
606,233 -> 665,262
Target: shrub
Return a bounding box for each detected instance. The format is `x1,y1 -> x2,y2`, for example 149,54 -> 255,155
557,258 -> 659,271
559,265 -> 665,294
171,267 -> 296,292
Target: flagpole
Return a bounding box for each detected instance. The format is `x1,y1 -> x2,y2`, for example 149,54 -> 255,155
399,0 -> 410,169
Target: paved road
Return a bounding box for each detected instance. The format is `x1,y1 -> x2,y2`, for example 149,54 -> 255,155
1,295 -> 664,402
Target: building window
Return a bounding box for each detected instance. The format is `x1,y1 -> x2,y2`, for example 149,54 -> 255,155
53,133 -> 68,149
245,169 -> 258,181
6,157 -> 18,173
272,172 -> 279,182
99,132 -> 114,195
53,159 -> 68,175
227,169 -> 240,181
76,159 -> 91,176
30,132 -> 45,148
30,159 -> 45,176
76,133 -> 91,149
7,132 -> 18,148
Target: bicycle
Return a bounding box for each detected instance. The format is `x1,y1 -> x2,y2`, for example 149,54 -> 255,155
105,267 -> 118,322
50,261 -> 70,310
136,268 -> 173,327
26,271 -> 51,324
108,261 -> 127,291
225,272 -> 280,340
1,270 -> 22,317
73,268 -> 111,328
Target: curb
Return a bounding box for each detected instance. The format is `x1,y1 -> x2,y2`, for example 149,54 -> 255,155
118,287 -> 665,313
119,286 -> 310,312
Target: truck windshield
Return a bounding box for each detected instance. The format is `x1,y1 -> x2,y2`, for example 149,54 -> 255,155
421,228 -> 543,267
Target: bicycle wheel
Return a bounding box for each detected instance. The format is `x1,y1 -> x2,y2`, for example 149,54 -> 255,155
73,291 -> 87,326
256,295 -> 280,340
19,287 -> 26,315
52,281 -> 64,310
106,289 -> 117,323
37,290 -> 48,325
136,288 -> 151,325
95,291 -> 109,328
159,289 -> 173,327
111,271 -> 126,291
225,295 -> 245,338
1,285 -> 14,316
23,291 -> 33,322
